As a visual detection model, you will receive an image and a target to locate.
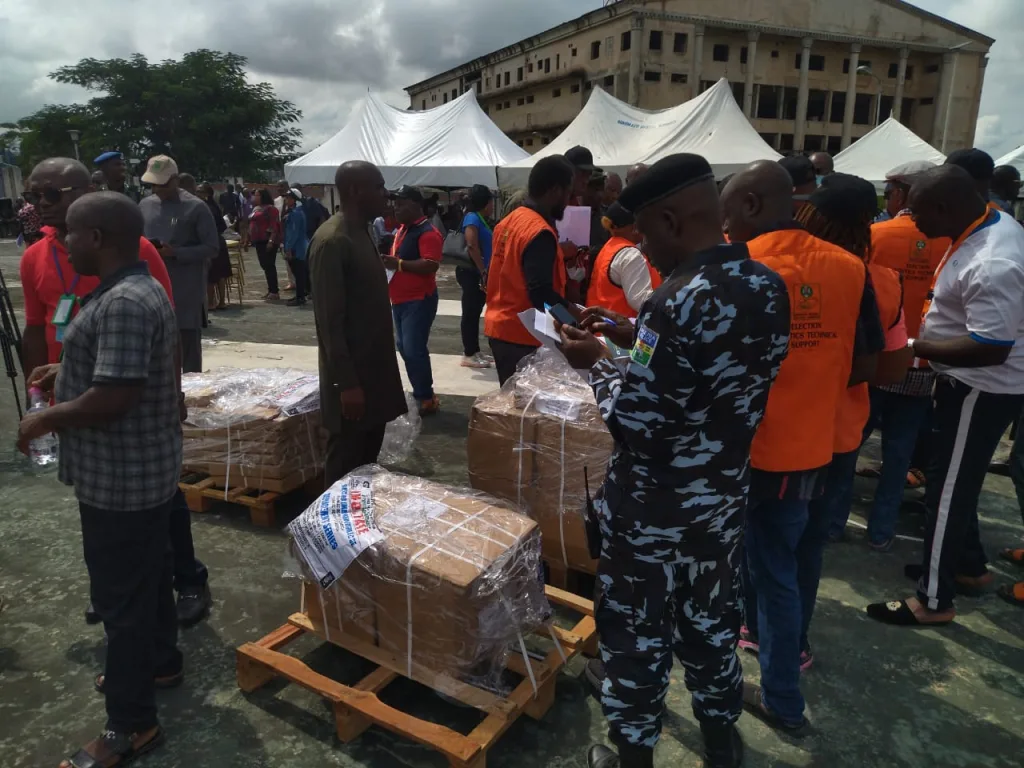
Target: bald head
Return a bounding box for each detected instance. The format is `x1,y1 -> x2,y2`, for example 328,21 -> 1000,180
603,172 -> 623,206
29,157 -> 91,187
720,160 -> 795,243
65,191 -> 144,276
809,152 -> 834,177
335,161 -> 387,223
625,163 -> 649,186
27,157 -> 94,229
907,164 -> 988,241
178,173 -> 197,195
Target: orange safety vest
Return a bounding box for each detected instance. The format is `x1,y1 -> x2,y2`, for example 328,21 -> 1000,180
749,228 -> 867,473
587,236 -> 663,318
833,263 -> 903,453
484,207 -> 566,347
870,215 -> 950,338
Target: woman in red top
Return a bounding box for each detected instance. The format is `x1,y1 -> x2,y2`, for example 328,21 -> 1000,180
250,189 -> 282,299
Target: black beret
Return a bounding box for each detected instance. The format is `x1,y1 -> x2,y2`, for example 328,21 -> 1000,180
945,148 -> 995,181
779,155 -> 817,188
618,153 -> 714,213
601,201 -> 634,230
808,173 -> 878,223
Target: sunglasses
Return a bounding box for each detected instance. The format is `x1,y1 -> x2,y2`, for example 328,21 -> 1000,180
24,185 -> 86,205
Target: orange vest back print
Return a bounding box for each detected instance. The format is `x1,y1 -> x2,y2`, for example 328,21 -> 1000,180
587,236 -> 663,318
748,228 -> 867,472
484,207 -> 565,347
833,263 -> 903,453
871,215 -> 950,338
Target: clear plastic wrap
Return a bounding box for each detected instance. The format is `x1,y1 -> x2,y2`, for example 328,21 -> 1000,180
285,465 -> 550,692
467,348 -> 613,573
181,368 -> 326,490
379,392 -> 422,465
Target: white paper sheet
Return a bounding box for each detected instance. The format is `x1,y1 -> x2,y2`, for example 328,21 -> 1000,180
556,206 -> 591,247
517,308 -> 562,349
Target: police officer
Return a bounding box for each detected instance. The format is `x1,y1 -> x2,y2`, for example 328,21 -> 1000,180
558,154 -> 791,768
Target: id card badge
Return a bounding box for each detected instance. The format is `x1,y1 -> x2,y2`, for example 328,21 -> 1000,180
52,294 -> 76,342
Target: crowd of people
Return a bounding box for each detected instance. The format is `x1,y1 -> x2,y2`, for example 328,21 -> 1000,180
9,133 -> 1024,768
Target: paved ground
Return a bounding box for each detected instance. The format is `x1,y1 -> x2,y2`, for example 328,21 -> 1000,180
1,240 -> 1023,767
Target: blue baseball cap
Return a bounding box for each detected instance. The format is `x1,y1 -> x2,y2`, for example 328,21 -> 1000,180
93,151 -> 123,165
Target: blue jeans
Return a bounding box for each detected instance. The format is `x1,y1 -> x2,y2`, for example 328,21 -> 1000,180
392,291 -> 438,401
746,498 -> 809,725
849,389 -> 931,545
818,450 -> 860,544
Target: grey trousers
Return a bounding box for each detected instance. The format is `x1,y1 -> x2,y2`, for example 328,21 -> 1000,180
180,329 -> 202,374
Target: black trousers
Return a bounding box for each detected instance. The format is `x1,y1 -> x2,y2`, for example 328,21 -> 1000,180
917,375 -> 1024,611
291,258 -> 309,302
254,240 -> 279,294
81,498 -> 182,732
170,488 -> 208,592
487,337 -> 537,387
180,329 -> 202,374
325,423 -> 387,489
455,267 -> 486,357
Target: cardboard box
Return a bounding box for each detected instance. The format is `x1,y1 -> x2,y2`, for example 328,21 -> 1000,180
300,565 -> 377,647
467,391 -> 536,506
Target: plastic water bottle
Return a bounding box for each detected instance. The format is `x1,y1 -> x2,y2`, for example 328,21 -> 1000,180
27,387 -> 58,466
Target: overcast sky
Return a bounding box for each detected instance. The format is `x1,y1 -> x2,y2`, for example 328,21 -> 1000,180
1,0 -> 1021,158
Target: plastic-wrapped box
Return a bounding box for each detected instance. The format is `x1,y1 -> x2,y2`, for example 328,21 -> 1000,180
286,466 -> 550,690
468,349 -> 613,573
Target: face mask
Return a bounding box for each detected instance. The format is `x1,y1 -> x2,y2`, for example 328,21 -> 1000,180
567,266 -> 586,281
815,175 -> 824,186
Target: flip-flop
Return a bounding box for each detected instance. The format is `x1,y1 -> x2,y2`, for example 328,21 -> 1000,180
998,548 -> 1024,567
866,599 -> 954,626
997,582 -> 1024,607
856,464 -> 882,479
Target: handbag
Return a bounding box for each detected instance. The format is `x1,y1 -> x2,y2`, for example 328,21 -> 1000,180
442,229 -> 474,267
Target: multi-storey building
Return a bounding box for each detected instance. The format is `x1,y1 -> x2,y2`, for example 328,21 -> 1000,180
405,0 -> 992,155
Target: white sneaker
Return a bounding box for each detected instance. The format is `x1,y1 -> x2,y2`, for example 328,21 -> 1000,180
461,353 -> 492,369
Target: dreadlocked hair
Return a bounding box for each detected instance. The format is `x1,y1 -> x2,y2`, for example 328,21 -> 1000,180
795,203 -> 873,262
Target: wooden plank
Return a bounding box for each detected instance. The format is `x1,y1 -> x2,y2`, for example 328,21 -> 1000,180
288,612 -> 516,718
240,643 -> 482,766
544,584 -> 595,617
334,665 -> 399,742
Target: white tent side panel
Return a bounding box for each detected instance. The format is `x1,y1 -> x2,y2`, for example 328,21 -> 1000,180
285,90 -> 529,189
497,78 -> 781,188
996,145 -> 1024,176
834,117 -> 946,188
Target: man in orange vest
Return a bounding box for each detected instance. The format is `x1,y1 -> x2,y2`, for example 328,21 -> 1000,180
868,165 -> 1024,625
721,161 -> 885,734
842,161 -> 951,547
587,202 -> 661,318
485,155 -> 575,384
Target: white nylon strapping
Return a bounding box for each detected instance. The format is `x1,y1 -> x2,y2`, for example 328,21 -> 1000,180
557,414 -> 568,568
547,624 -> 568,665
500,593 -> 538,698
317,587 -> 332,642
223,419 -> 232,501
516,392 -> 540,509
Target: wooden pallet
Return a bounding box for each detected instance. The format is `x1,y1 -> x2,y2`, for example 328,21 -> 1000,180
179,471 -> 322,527
544,557 -> 597,597
236,585 -> 597,767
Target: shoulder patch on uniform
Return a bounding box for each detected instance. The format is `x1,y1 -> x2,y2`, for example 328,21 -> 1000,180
630,324 -> 660,368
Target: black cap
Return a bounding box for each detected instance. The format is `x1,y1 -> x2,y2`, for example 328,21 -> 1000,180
945,148 -> 995,181
807,173 -> 878,223
779,155 -> 817,188
618,153 -> 714,214
391,185 -> 426,205
565,145 -> 600,173
601,201 -> 635,231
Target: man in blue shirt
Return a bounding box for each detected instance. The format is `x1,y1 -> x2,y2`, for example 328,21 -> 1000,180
282,189 -> 309,306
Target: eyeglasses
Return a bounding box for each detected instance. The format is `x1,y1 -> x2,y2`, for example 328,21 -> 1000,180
24,185 -> 86,205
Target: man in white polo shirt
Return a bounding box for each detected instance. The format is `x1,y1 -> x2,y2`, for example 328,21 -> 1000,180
868,164 -> 1024,627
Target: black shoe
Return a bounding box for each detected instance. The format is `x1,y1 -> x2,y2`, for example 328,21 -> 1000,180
701,722 -> 745,768
588,746 -> 619,768
85,602 -> 101,625
587,744 -> 654,768
584,657 -> 606,695
176,584 -> 212,627
286,297 -> 306,307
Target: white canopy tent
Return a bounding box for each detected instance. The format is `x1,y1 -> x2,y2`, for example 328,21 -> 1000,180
834,117 -> 946,189
497,78 -> 780,188
996,144 -> 1024,175
285,90 -> 529,189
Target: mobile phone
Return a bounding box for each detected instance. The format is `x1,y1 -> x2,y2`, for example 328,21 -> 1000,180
547,302 -> 578,328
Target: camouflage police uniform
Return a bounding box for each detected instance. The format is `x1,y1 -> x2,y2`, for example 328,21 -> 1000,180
588,245 -> 791,749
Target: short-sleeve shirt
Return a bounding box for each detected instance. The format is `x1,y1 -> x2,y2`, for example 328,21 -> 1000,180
54,262 -> 182,511
923,211 -> 1024,394
461,212 -> 493,268
388,217 -> 443,304
20,228 -> 175,364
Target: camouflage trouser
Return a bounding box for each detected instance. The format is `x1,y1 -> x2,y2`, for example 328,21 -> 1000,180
596,538 -> 744,749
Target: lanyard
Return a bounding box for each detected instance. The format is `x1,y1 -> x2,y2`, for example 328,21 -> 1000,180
52,245 -> 80,295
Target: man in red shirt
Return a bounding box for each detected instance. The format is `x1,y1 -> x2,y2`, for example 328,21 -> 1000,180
20,157 -> 212,628
382,186 -> 442,415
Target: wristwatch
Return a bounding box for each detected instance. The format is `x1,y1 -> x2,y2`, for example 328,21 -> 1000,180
906,338 -> 916,353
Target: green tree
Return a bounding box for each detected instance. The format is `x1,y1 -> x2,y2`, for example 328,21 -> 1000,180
7,50 -> 302,179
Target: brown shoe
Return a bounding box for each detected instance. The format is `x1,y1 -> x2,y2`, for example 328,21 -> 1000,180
419,396 -> 440,416
954,571 -> 994,595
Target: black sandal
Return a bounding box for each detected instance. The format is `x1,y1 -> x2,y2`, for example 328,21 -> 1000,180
866,599 -> 953,626
94,670 -> 183,695
61,727 -> 164,768
740,682 -> 809,737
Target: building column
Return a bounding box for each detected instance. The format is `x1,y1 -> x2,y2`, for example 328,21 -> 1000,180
893,47 -> 909,122
752,83 -> 761,118
966,54 -> 988,148
933,51 -> 955,147
841,43 -> 861,149
743,30 -> 759,117
794,37 -> 813,150
627,14 -> 644,106
692,23 -> 705,98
